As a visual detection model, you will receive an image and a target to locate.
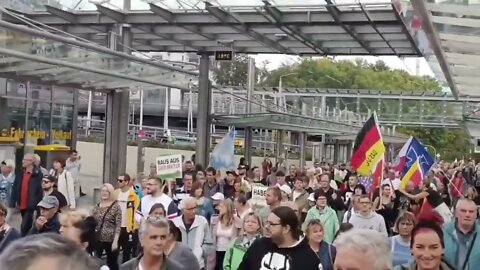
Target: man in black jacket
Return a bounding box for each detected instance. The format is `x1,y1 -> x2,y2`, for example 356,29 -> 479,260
10,153 -> 44,236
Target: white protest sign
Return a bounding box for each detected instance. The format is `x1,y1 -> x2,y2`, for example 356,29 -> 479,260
250,185 -> 267,207
156,154 -> 183,181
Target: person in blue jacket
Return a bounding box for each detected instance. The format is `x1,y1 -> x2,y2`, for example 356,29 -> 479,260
444,198 -> 480,270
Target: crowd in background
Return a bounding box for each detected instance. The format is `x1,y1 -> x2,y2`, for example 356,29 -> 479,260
0,151 -> 480,270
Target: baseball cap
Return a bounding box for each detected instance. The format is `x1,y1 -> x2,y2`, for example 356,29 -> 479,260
211,192 -> 225,201
37,195 -> 59,209
279,184 -> 292,195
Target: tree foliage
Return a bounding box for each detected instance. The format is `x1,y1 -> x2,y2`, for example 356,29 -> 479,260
213,54 -> 270,86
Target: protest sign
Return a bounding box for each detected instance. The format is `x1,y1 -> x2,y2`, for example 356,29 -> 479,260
156,154 -> 182,180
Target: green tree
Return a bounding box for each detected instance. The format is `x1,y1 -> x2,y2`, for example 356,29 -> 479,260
213,54 -> 271,86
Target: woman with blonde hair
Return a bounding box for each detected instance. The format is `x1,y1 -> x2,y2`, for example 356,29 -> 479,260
306,219 -> 336,270
208,198 -> 240,270
91,183 -> 121,270
223,212 -> 263,270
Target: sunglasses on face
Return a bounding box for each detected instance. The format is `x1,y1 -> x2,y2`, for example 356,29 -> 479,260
117,179 -> 126,183
42,180 -> 52,184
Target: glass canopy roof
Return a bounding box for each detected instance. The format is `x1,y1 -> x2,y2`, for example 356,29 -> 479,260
0,18 -> 196,91
411,0 -> 480,98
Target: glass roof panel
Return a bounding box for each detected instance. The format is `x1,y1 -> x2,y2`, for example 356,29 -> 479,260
412,0 -> 480,97
29,0 -> 394,11
0,22 -> 196,90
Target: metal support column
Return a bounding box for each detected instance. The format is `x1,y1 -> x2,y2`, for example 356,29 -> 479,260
333,140 -> 340,163
346,141 -> 353,160
320,96 -> 327,117
195,53 -> 212,167
244,57 -> 255,166
103,25 -> 131,185
276,130 -> 284,161
298,132 -> 306,169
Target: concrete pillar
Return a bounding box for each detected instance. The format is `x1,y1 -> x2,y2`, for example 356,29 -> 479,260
346,141 -> 353,161
320,96 -> 327,117
333,140 -> 340,163
298,132 -> 306,169
195,53 -> 211,167
276,130 -> 284,160
103,25 -> 131,185
244,57 -> 255,166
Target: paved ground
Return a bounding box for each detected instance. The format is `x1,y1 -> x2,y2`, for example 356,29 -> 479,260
11,174 -> 102,230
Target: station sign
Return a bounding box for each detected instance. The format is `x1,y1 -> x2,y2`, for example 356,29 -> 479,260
215,51 -> 234,61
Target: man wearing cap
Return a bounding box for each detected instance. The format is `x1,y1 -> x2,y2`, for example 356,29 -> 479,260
29,195 -> 60,235
0,160 -> 15,222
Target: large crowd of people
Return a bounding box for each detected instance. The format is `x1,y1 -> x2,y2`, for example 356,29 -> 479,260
0,151 -> 479,270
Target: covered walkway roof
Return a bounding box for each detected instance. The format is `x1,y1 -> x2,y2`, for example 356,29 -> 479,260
4,1 -> 422,56
411,1 -> 480,98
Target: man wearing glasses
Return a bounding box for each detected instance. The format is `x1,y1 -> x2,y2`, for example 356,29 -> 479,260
41,175 -> 67,212
238,206 -> 320,270
115,173 -> 141,263
348,195 -> 388,236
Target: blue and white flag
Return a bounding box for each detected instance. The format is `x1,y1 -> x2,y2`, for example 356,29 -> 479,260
404,137 -> 434,175
209,129 -> 236,170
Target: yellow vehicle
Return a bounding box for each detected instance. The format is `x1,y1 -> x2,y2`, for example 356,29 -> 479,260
34,144 -> 71,168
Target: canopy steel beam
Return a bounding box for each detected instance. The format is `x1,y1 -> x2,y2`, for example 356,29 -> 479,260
0,19 -> 198,76
410,0 -> 459,99
360,3 -> 397,56
150,3 -> 217,40
204,1 -> 291,54
262,1 -> 325,55
45,5 -> 77,23
325,0 -> 373,55
0,47 -> 191,91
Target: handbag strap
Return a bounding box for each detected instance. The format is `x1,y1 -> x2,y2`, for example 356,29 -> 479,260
98,201 -> 116,233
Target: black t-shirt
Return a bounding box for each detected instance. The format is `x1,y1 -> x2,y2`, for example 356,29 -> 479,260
50,190 -> 68,211
425,188 -> 444,208
238,236 -> 320,270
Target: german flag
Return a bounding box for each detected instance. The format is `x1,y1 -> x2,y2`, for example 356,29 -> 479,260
400,159 -> 423,189
351,113 -> 385,176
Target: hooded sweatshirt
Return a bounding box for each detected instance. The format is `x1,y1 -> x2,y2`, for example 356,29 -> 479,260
237,236 -> 320,270
348,211 -> 388,236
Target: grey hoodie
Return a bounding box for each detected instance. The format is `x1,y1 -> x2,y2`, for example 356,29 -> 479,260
348,211 -> 388,236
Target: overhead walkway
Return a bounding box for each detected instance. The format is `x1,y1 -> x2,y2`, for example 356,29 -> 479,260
215,87 -> 477,128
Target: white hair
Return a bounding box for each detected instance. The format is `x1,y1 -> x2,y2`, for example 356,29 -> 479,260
334,229 -> 392,270
33,154 -> 41,166
139,217 -> 169,238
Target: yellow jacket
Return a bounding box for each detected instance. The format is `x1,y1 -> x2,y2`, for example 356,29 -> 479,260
114,187 -> 140,233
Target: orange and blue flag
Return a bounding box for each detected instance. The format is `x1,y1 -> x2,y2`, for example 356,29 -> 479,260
400,159 -> 423,189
